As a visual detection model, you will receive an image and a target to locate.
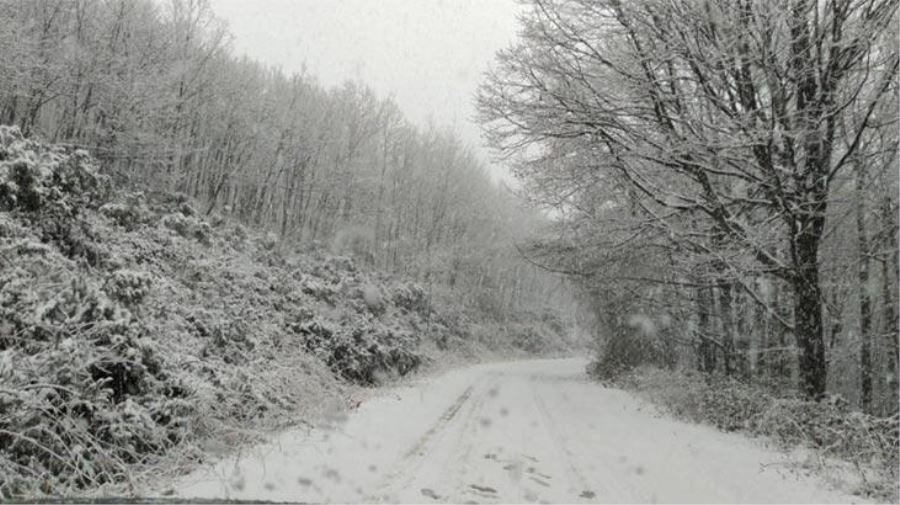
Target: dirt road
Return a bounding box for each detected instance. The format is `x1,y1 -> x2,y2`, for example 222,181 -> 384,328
172,358 -> 864,503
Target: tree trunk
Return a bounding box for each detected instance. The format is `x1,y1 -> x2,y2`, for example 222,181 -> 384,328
755,278 -> 769,380
772,281 -> 793,382
719,281 -> 737,376
882,195 -> 899,412
792,226 -> 827,399
856,161 -> 873,412
697,283 -> 716,374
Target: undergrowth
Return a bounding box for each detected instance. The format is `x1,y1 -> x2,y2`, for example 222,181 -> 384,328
593,364 -> 900,501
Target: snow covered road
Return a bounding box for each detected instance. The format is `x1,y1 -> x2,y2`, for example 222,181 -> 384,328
172,357 -> 864,503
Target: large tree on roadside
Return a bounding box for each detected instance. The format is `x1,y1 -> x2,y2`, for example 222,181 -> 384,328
478,0 -> 898,399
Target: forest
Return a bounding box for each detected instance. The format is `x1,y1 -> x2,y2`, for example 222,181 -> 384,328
0,0 -> 899,501
0,0 -> 576,497
479,0 -> 899,413
477,1 -> 899,495
0,0 -> 571,318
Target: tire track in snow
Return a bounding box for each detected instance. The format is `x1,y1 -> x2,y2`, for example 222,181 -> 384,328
530,376 -> 600,501
534,380 -> 655,502
447,379 -> 500,503
367,383 -> 478,501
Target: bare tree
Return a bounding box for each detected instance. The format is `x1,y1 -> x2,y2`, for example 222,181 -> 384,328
479,0 -> 898,399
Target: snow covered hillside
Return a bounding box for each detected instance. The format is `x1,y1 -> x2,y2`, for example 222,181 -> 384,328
0,128 -> 572,498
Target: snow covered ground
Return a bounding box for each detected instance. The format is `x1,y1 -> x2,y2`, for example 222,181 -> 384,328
169,357 -> 867,503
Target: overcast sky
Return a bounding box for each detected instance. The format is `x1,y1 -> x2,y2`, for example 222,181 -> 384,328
209,0 -> 523,183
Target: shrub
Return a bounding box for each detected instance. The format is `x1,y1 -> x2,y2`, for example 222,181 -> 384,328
185,308 -> 256,365
392,282 -> 429,315
295,317 -> 422,385
160,213 -> 211,245
104,270 -> 153,309
0,126 -> 110,267
510,324 -> 546,354
0,270 -> 191,496
0,125 -> 109,214
608,366 -> 899,500
300,276 -> 337,303
100,192 -> 152,230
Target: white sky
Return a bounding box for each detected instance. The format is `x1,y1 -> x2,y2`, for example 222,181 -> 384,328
208,0 -> 523,184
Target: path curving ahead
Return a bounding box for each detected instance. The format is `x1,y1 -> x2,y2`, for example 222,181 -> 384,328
173,358 -> 865,503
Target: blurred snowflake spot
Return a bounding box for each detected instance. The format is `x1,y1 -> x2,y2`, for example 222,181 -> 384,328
324,467 -> 341,482
626,314 -> 656,337
421,488 -> 440,500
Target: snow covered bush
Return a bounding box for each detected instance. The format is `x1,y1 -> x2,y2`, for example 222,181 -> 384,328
295,316 -> 423,385
0,125 -> 109,214
100,192 -> 152,230
392,281 -> 429,315
263,231 -> 279,250
509,325 -> 547,354
0,246 -> 191,496
612,366 -> 899,500
185,308 -> 256,365
300,275 -> 337,303
104,269 -> 153,309
160,213 -> 211,245
0,126 -> 111,268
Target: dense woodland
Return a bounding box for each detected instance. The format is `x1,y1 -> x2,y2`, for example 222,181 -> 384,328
0,0 -> 896,421
479,0 -> 899,413
0,0 -> 899,500
0,0 -> 572,325
0,1 -> 584,496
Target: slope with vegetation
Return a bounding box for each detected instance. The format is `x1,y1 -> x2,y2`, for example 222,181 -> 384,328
0,125 -> 574,498
0,0 -> 577,360
0,0 -> 571,324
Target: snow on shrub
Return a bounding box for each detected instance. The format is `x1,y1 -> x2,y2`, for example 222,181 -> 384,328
0,125 -> 109,213
263,231 -> 279,250
160,213 -> 211,245
392,281 -> 429,315
295,316 -> 423,385
300,275 -> 337,303
0,126 -> 110,268
510,324 -> 548,354
185,308 -> 256,365
607,366 -> 899,499
104,269 -> 153,309
100,192 -> 152,230
0,243 -> 190,496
